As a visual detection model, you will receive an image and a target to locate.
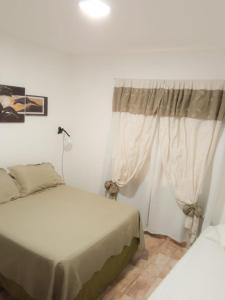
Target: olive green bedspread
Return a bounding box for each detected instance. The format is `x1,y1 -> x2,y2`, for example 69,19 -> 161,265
0,238 -> 139,300
0,185 -> 143,300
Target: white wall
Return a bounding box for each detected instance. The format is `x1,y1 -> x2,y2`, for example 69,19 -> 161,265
70,49 -> 225,195
0,34 -> 74,177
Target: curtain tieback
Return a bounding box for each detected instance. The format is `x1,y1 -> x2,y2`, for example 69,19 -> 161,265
182,203 -> 202,245
104,180 -> 119,200
182,203 -> 202,218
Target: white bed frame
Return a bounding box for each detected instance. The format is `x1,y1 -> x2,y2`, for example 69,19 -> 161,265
149,225 -> 225,300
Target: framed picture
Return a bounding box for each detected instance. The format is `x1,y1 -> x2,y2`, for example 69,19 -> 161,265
25,95 -> 48,116
0,84 -> 25,123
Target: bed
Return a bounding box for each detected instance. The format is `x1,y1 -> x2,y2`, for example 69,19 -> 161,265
148,224 -> 225,300
0,182 -> 143,300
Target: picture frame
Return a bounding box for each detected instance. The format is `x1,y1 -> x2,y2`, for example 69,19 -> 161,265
0,84 -> 25,123
25,95 -> 48,116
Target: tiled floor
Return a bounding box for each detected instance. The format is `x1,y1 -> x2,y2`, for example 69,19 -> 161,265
99,233 -> 187,300
0,234 -> 187,300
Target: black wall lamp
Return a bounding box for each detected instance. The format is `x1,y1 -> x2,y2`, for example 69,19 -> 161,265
58,126 -> 72,178
58,126 -> 70,137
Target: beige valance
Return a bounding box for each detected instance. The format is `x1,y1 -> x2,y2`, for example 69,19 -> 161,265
113,81 -> 225,121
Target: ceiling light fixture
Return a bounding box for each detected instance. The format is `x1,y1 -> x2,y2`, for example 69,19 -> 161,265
79,0 -> 111,18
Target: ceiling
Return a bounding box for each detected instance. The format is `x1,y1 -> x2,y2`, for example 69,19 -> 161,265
0,0 -> 225,55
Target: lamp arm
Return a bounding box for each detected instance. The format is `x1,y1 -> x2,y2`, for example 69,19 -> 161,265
58,126 -> 71,137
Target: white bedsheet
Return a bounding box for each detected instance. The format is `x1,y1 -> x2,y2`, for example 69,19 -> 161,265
149,225 -> 225,300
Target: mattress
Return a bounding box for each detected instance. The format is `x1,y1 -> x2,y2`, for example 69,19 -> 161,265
148,225 -> 225,300
0,185 -> 143,300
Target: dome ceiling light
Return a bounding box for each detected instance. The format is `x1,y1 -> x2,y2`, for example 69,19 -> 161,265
79,0 -> 111,18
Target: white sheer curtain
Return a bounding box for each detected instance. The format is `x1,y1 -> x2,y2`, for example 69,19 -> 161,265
119,124 -> 225,243
109,79 -> 225,243
119,129 -> 186,242
203,128 -> 225,229
112,113 -> 158,186
159,117 -> 223,243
